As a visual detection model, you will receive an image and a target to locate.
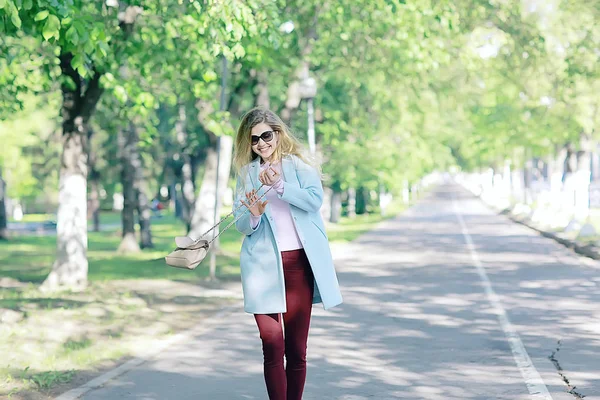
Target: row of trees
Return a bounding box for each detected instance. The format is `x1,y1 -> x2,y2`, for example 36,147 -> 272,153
0,0 -> 597,289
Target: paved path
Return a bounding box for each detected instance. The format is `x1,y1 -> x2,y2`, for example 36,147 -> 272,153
69,184 -> 600,399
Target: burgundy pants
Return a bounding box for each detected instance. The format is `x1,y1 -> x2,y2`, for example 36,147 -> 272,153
254,249 -> 315,400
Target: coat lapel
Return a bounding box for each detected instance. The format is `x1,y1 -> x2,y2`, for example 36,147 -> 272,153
281,156 -> 295,184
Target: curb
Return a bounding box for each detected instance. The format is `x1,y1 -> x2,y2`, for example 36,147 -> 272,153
459,184 -> 600,261
502,211 -> 600,260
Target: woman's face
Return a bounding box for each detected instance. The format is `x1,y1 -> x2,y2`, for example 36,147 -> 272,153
251,122 -> 278,161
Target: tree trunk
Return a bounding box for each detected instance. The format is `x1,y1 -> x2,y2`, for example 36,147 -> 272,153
44,128 -> 90,289
379,184 -> 390,217
255,70 -> 270,109
574,136 -> 593,222
356,187 -> 368,215
42,54 -> 104,291
402,179 -> 410,204
281,79 -> 301,126
347,187 -> 356,218
502,160 -> 511,200
330,189 -> 342,223
0,167 -> 7,240
523,158 -> 533,205
136,182 -> 153,249
188,146 -> 217,239
321,187 -> 332,222
89,173 -> 101,232
550,146 -> 566,198
170,181 -> 182,217
87,127 -> 101,232
117,124 -> 140,253
188,135 -> 233,240
176,103 -> 196,230
561,143 -> 577,217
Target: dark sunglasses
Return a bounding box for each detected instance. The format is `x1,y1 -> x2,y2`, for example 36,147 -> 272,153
251,130 -> 275,146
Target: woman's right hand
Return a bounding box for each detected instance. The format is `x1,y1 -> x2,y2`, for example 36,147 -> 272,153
241,189 -> 268,217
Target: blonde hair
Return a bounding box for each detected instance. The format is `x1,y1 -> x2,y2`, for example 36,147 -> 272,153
233,107 -> 317,175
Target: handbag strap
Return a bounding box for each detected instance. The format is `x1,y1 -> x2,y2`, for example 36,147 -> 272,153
201,183 -> 275,245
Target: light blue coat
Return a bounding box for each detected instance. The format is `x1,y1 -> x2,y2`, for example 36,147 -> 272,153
233,155 -> 343,314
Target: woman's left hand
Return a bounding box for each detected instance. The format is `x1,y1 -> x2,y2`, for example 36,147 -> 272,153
259,165 -> 281,186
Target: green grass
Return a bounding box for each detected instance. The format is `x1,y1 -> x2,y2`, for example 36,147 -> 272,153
29,370 -> 76,390
11,210 -> 141,226
10,213 -> 55,223
0,212 -> 244,285
326,202 -> 406,243
2,203 -> 406,286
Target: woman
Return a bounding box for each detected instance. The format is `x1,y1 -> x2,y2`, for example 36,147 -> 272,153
232,107 -> 343,400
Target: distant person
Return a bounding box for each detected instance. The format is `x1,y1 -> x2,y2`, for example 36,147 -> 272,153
151,198 -> 164,217
232,107 -> 343,400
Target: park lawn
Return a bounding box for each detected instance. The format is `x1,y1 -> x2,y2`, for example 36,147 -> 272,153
0,203 -> 406,399
1,212 -> 243,284
11,211 -> 122,225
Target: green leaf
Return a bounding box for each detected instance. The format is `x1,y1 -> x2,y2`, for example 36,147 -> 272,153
23,0 -> 31,10
76,63 -> 87,78
10,10 -> 21,28
0,0 -> 6,8
34,10 -> 49,21
71,53 -> 83,70
113,85 -> 128,103
202,70 -> 217,82
65,25 -> 78,45
42,14 -> 60,40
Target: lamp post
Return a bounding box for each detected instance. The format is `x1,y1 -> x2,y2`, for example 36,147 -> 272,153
209,56 -> 228,279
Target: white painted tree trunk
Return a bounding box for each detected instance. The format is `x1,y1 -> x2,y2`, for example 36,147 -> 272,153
330,190 -> 342,223
43,134 -> 89,290
43,51 -> 106,290
499,160 -> 511,207
117,125 -> 141,254
188,135 -> 233,240
523,159 -> 533,205
379,186 -> 392,217
402,179 -> 410,204
574,142 -> 592,222
136,180 -> 153,249
321,187 -> 332,222
347,188 -> 356,218
562,145 -> 577,221
549,151 -> 564,199
510,169 -> 523,205
591,145 -> 600,181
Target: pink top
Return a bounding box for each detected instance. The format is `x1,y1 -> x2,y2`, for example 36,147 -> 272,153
250,162 -> 303,251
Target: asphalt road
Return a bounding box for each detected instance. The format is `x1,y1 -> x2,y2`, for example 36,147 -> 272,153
63,184 -> 600,400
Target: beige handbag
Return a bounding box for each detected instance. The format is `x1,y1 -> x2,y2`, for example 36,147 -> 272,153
165,183 -> 273,270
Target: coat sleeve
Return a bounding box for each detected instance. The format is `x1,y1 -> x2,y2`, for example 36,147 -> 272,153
279,157 -> 324,213
234,172 -> 261,236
